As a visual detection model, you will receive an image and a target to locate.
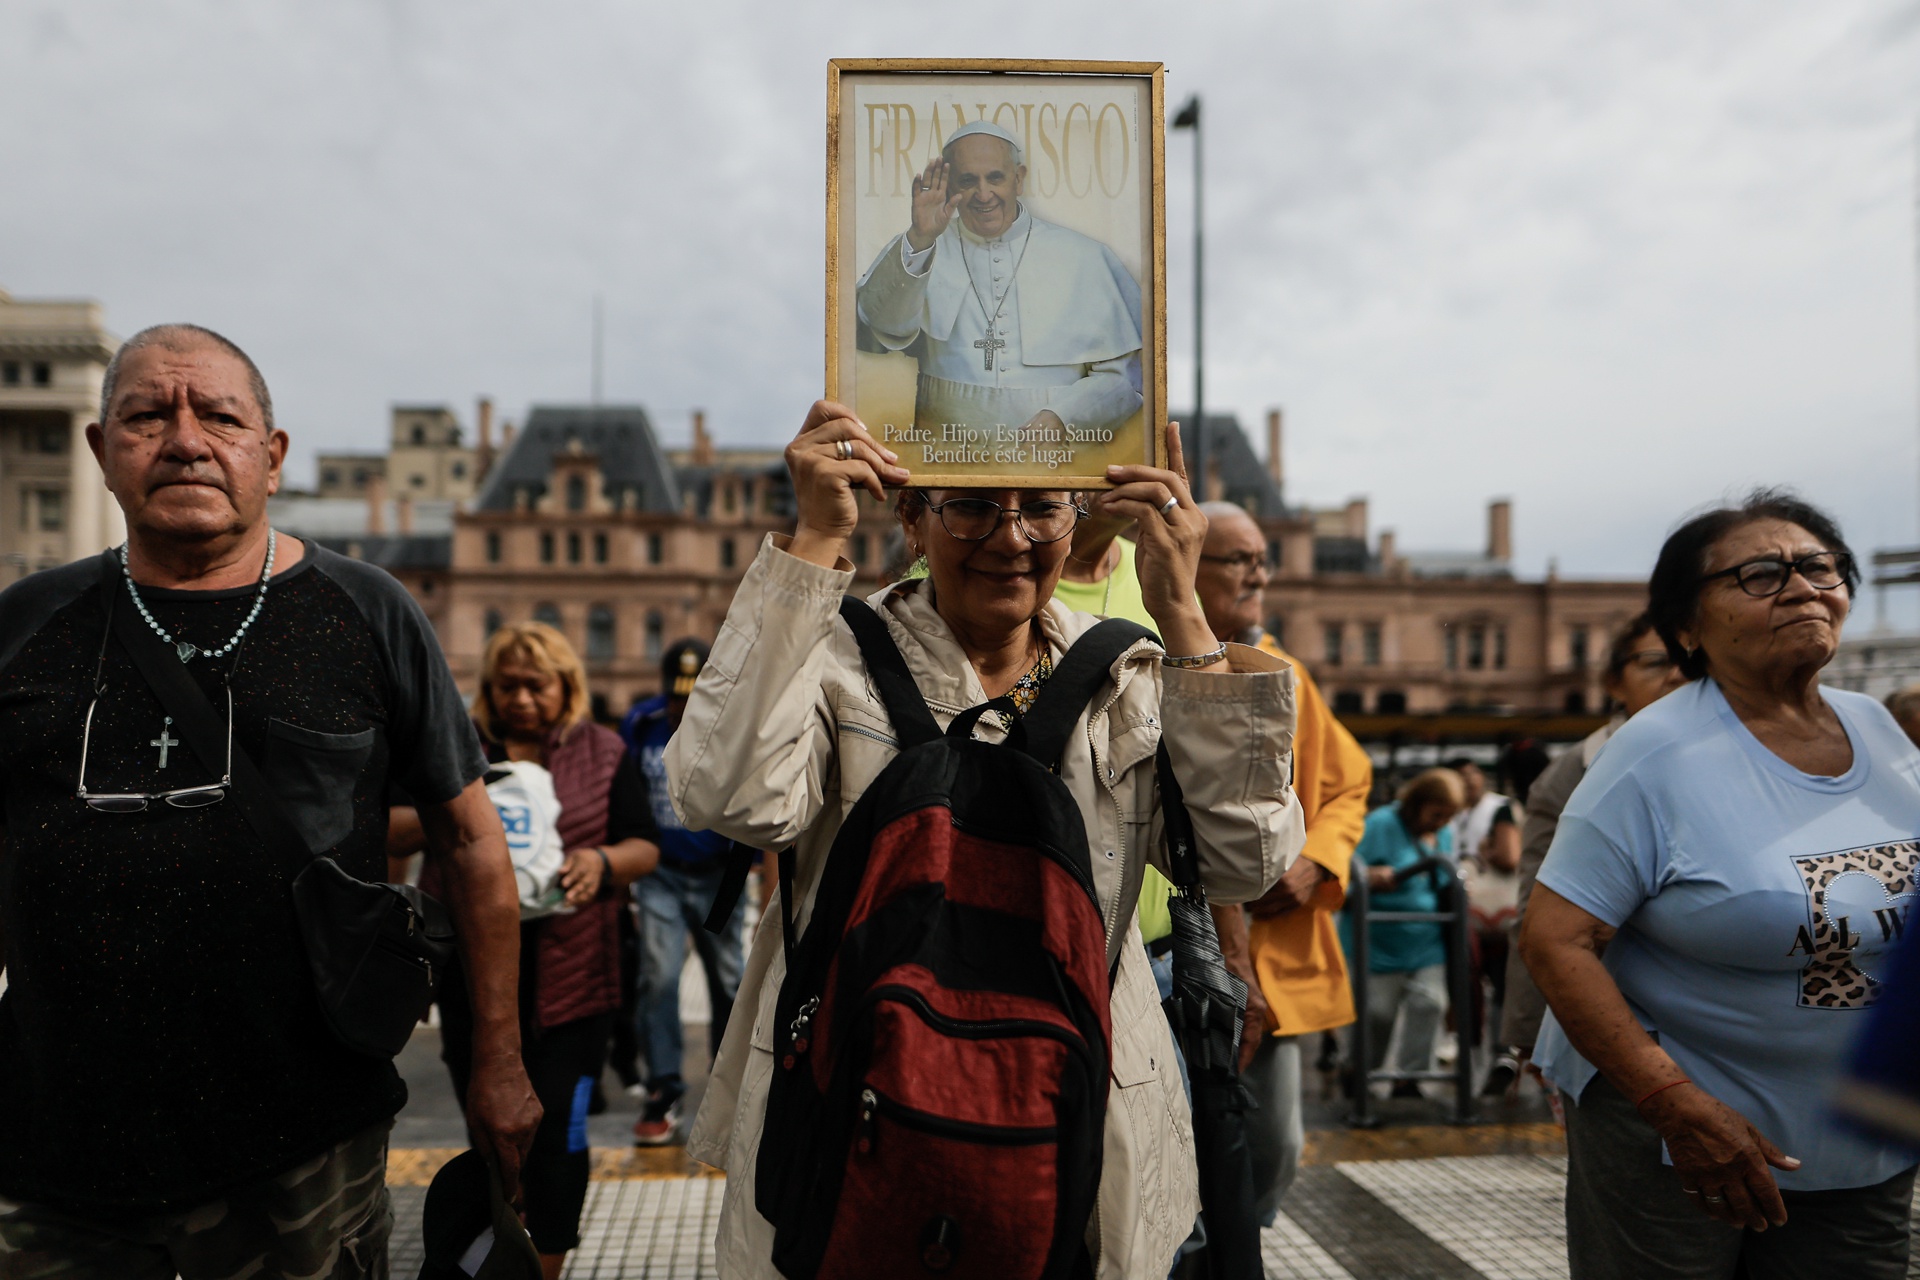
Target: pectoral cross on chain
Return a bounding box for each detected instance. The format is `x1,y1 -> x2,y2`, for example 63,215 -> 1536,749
151,717 -> 179,770
973,328 -> 1006,372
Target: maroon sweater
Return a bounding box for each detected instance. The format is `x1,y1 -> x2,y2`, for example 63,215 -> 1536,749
528,721 -> 629,1029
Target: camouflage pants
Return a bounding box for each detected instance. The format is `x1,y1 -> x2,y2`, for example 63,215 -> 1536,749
0,1122 -> 392,1280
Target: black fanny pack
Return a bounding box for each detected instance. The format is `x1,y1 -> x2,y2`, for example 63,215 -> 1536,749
101,559 -> 455,1057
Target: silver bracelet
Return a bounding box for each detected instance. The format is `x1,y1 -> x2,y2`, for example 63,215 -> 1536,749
1162,643 -> 1228,670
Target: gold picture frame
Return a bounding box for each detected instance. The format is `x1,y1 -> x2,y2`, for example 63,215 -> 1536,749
826,58 -> 1167,490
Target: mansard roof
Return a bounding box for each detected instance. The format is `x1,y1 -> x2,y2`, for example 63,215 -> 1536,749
473,405 -> 680,513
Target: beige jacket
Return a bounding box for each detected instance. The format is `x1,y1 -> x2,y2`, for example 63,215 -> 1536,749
666,537 -> 1304,1278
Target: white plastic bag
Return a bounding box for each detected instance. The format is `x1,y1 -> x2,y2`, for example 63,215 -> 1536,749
486,760 -> 569,920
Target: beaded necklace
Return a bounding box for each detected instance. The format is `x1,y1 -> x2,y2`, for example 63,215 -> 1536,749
121,530 -> 277,663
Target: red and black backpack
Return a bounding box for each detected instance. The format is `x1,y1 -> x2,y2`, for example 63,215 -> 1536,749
751,596 -> 1152,1280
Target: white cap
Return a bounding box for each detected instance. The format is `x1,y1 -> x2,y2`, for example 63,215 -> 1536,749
942,119 -> 1023,166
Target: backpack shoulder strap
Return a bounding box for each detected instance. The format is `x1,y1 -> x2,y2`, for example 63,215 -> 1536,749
837,595 -> 941,750
1021,617 -> 1156,771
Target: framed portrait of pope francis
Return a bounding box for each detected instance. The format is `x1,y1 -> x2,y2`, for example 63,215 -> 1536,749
827,59 -> 1166,488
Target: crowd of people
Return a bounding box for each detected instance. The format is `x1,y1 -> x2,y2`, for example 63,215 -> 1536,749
0,320 -> 1913,1280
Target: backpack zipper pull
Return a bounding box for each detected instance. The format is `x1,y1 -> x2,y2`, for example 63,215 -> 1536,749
783,995 -> 821,1069
858,1088 -> 878,1154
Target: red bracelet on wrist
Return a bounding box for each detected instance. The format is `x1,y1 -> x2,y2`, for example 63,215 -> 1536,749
1635,1078 -> 1691,1107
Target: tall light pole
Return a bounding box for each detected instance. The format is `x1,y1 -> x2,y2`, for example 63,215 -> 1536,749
1172,95 -> 1204,496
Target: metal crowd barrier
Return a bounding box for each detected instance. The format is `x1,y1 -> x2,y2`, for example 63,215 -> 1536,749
1346,864 -> 1477,1128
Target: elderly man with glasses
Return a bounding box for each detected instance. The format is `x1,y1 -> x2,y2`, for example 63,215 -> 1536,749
0,325 -> 537,1280
1192,500 -> 1374,1226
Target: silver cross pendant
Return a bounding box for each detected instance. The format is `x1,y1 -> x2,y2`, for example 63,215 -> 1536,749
175,642 -> 198,663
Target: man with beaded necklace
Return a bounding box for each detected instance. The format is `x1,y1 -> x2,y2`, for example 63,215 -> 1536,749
0,325 -> 538,1279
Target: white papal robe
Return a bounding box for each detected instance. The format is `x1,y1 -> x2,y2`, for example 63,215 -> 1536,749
855,204 -> 1144,435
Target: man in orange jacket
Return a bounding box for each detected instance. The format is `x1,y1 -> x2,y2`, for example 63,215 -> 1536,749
1197,503 -> 1374,1224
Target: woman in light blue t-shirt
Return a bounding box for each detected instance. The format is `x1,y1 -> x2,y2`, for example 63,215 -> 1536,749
1523,491 -> 1918,1280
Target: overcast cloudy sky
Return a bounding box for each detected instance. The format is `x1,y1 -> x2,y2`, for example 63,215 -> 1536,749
3,2 -> 1917,606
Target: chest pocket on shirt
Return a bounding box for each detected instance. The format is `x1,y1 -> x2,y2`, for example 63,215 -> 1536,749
264,719 -> 376,853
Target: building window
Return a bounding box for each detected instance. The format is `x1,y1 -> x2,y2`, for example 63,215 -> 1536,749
1493,626 -> 1508,670
1466,625 -> 1485,670
1331,690 -> 1364,714
567,531 -> 582,564
1362,622 -> 1382,667
647,532 -> 663,565
37,426 -> 64,453
322,468 -> 340,488
1444,627 -> 1459,670
539,532 -> 555,564
1267,540 -> 1281,569
722,484 -> 736,514
1565,689 -> 1587,713
720,537 -> 736,570
1376,690 -> 1408,714
586,606 -> 616,663
31,363 -> 50,387
410,425 -> 426,445
485,530 -> 501,564
451,461 -> 466,479
566,475 -> 587,513
645,610 -> 664,661
0,363 -> 17,385
35,489 -> 64,532
1569,625 -> 1590,670
1266,616 -> 1286,650
533,602 -> 562,629
1323,622 -> 1343,667
593,532 -> 608,564
409,473 -> 426,488
851,533 -> 870,565
483,608 -> 503,637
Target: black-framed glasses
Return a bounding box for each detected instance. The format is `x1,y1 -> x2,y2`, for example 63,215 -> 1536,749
1199,551 -> 1268,572
924,495 -> 1085,544
75,684 -> 232,812
1698,551 -> 1854,599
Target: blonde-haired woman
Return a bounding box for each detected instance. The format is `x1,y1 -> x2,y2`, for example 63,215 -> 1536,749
1347,768 -> 1467,1094
405,622 -> 659,1280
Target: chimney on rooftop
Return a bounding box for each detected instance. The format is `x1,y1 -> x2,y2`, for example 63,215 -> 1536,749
1377,529 -> 1396,574
366,472 -> 387,536
476,397 -> 495,482
692,410 -> 714,466
1344,498 -> 1368,541
1488,499 -> 1513,562
1266,409 -> 1283,487
395,492 -> 414,535
502,420 -> 516,451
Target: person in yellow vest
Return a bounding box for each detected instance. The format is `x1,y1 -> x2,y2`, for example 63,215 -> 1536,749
1195,501 -> 1374,1224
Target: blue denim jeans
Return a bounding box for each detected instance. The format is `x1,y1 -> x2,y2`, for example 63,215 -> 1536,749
633,860 -> 747,1087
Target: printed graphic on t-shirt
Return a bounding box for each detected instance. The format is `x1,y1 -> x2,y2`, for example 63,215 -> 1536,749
1790,841 -> 1917,1009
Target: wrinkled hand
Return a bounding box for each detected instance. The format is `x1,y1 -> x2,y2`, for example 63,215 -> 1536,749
907,158 -> 963,252
785,401 -> 910,561
1237,977 -> 1273,1074
1250,855 -> 1331,918
560,847 -> 604,906
1098,423 -> 1214,658
1641,1083 -> 1799,1231
467,1049 -> 541,1203
1366,865 -> 1397,892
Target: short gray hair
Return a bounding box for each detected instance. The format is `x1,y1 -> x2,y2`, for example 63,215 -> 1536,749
1198,500 -> 1256,526
99,323 -> 274,431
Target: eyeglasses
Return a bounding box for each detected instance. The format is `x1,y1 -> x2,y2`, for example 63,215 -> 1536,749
924,496 -> 1084,544
75,684 -> 232,813
1620,649 -> 1677,674
1199,551 -> 1268,572
1698,551 -> 1854,599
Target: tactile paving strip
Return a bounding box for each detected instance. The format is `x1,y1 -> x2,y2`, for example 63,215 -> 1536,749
1338,1154 -> 1568,1280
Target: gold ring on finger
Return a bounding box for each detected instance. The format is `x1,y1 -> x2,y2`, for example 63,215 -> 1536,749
837,439 -> 855,461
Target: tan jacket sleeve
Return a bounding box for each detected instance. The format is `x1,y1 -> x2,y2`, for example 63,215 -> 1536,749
665,536 -> 852,850
1157,641 -> 1304,905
